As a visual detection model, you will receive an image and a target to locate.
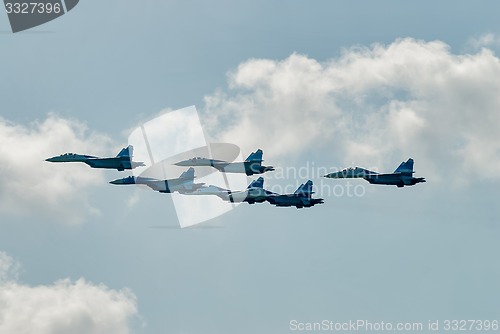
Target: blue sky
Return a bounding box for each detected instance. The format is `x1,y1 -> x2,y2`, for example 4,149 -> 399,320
1,1 -> 500,333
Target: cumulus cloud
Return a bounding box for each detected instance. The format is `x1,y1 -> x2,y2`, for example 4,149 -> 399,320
0,114 -> 114,224
202,38 -> 500,183
0,251 -> 138,334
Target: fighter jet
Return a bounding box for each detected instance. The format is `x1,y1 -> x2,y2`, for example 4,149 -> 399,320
266,180 -> 324,208
174,149 -> 274,176
109,167 -> 204,194
187,177 -> 272,204
45,145 -> 145,171
324,158 -> 426,187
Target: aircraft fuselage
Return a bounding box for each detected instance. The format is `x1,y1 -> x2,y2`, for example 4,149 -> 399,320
46,154 -> 144,171
228,187 -> 269,203
175,159 -> 274,176
214,162 -> 274,176
365,174 -> 426,187
110,176 -> 203,193
84,158 -> 142,171
267,195 -> 324,208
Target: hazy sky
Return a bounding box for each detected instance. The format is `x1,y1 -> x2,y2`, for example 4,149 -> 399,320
1,1 -> 500,333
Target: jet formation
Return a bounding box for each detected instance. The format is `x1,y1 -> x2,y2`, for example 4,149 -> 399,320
46,146 -> 425,210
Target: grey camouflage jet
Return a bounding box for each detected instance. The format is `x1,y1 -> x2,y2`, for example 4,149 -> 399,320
174,149 -> 274,176
109,167 -> 204,194
186,177 -> 272,204
324,158 -> 425,187
45,145 -> 144,171
266,180 -> 324,208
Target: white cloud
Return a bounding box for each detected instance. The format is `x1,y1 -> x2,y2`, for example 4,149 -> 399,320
0,251 -> 20,283
0,251 -> 138,334
467,33 -> 500,49
203,38 -> 500,183
0,114 -> 114,224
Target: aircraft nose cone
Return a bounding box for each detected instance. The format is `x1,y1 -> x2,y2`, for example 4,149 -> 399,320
176,160 -> 199,167
45,157 -> 56,162
110,176 -> 136,185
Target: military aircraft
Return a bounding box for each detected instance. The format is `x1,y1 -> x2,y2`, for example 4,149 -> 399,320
45,145 -> 145,171
174,149 -> 274,176
187,177 -> 272,204
266,180 -> 324,208
324,158 -> 426,187
109,167 -> 204,194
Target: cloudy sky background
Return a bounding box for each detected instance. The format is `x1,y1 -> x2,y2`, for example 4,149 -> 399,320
1,1 -> 500,333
